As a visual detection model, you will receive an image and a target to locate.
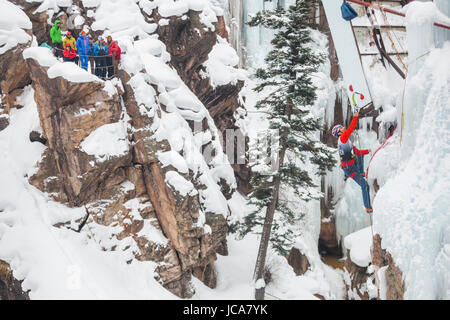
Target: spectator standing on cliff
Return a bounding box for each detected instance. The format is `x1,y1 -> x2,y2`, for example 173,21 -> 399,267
50,20 -> 63,58
76,30 -> 90,71
106,35 -> 121,78
88,36 -> 95,74
93,36 -> 108,80
63,42 -> 78,65
63,31 -> 77,53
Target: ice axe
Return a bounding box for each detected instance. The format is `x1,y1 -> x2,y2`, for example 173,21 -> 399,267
349,84 -> 365,109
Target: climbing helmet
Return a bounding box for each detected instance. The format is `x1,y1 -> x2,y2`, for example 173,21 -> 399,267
332,125 -> 343,138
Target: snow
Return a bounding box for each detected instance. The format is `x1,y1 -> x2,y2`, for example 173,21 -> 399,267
143,0 -> 223,30
143,55 -> 182,89
255,278 -> 265,289
378,265 -> 388,300
122,32 -> 236,218
137,220 -> 169,246
158,150 -> 189,174
165,171 -> 197,197
203,36 -> 247,88
405,1 -> 450,76
344,227 -> 372,268
4,0 -> 447,301
0,87 -> 175,299
192,233 -> 340,300
80,121 -> 130,162
373,41 -> 450,299
82,0 -> 101,8
28,0 -> 73,13
47,62 -> 100,83
122,198 -> 169,245
23,47 -> 100,83
0,0 -> 32,54
294,233 -> 345,299
23,47 -> 58,67
91,0 -> 157,40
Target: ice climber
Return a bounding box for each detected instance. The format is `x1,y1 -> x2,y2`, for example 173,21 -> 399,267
76,30 -> 90,71
332,111 -> 373,213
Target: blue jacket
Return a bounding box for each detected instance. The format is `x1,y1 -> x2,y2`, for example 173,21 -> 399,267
76,35 -> 90,55
93,42 -> 108,56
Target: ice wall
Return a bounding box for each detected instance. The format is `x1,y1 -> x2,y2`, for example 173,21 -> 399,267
242,0 -> 296,68
223,0 -> 245,66
434,0 -> 450,48
373,41 -> 450,299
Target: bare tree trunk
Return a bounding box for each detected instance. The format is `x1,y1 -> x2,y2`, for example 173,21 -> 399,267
254,148 -> 285,300
254,101 -> 291,300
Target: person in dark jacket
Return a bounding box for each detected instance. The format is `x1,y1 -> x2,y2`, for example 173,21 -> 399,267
93,36 -> 108,80
76,30 -> 90,71
332,111 -> 373,213
49,20 -> 63,58
88,36 -> 95,74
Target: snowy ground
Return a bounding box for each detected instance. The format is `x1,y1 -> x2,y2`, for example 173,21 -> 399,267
0,93 -> 343,299
194,233 -> 344,300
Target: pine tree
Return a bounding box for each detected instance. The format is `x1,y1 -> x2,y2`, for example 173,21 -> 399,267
237,0 -> 336,300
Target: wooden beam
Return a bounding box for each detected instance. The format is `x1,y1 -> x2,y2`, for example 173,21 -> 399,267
378,46 -> 406,79
346,0 -> 450,30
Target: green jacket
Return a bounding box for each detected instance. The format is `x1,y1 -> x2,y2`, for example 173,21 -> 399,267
50,20 -> 62,44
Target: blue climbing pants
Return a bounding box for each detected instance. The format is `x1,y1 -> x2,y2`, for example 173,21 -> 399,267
80,55 -> 89,70
342,155 -> 372,210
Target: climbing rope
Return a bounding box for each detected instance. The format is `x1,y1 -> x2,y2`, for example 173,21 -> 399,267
365,126 -> 396,180
378,4 -> 408,72
366,7 -> 377,46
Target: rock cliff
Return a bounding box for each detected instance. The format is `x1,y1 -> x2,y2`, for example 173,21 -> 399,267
0,0 -> 245,298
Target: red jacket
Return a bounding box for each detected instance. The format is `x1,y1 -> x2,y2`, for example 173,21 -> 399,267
63,45 -> 77,59
340,115 -> 369,156
108,40 -> 121,60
